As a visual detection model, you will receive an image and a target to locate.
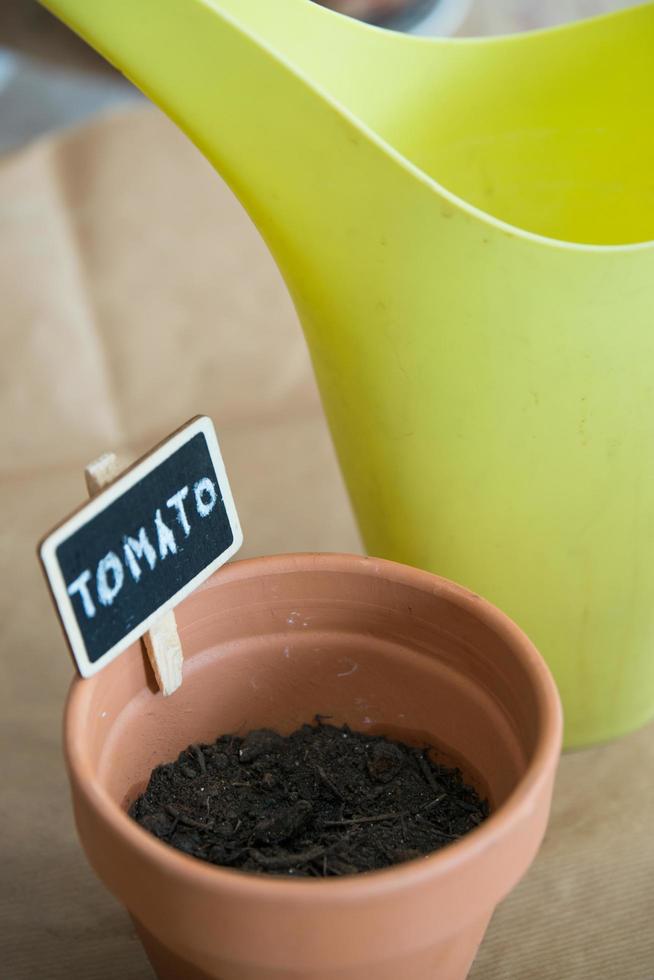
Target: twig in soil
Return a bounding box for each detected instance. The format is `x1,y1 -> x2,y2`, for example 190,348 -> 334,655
191,744 -> 207,774
324,811 -> 405,827
316,765 -> 345,801
328,857 -> 360,875
249,846 -> 327,870
415,751 -> 444,795
420,794 -> 447,812
164,805 -> 212,830
452,797 -> 481,813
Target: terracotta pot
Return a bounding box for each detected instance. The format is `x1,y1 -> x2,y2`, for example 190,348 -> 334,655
64,553 -> 562,980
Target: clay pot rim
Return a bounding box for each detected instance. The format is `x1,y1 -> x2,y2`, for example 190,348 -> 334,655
65,551 -> 562,899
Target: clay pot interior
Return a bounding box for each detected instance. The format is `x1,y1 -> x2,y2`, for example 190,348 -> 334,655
76,556 -> 546,830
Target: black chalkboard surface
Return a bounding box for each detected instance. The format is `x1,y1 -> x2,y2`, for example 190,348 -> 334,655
39,416 -> 242,677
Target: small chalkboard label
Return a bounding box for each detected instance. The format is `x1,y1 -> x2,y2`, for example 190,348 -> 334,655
39,416 -> 242,678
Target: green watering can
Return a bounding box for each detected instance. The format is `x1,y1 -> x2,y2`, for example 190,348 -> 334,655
41,0 -> 654,747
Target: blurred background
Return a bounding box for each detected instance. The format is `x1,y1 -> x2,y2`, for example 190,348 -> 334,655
0,0 -> 642,156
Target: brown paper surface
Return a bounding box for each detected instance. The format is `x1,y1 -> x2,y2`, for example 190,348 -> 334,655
1,107 -> 652,980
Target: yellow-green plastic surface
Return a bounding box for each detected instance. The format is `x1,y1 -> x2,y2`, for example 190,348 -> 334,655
40,0 -> 654,746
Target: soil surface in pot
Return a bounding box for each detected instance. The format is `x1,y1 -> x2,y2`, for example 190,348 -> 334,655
130,722 -> 489,876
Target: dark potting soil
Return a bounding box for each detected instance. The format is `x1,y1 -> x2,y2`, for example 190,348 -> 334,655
130,721 -> 489,877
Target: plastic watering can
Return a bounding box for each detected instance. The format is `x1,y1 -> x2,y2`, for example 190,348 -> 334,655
41,0 -> 654,747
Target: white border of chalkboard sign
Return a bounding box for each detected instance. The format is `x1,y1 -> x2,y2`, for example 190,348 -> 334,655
39,415 -> 243,678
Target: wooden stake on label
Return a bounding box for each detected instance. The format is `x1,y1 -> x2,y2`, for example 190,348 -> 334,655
84,451 -> 184,696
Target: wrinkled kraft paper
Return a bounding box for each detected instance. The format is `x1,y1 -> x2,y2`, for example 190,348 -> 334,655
0,109 -> 653,980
